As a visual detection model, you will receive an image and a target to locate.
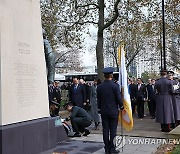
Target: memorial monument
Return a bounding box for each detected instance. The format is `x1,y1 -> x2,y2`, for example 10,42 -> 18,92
0,0 -> 67,153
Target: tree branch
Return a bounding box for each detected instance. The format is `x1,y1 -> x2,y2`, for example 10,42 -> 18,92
126,46 -> 144,68
167,61 -> 180,70
103,0 -> 120,30
76,3 -> 99,9
66,8 -> 98,28
75,21 -> 98,25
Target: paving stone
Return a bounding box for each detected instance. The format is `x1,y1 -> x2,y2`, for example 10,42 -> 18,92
41,112 -> 175,154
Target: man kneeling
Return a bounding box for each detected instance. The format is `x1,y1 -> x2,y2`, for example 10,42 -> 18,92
64,102 -> 92,137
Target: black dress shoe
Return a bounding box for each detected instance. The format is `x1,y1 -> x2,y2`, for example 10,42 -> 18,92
110,149 -> 120,154
83,129 -> 90,136
161,129 -> 166,132
161,129 -> 171,132
72,133 -> 81,137
95,122 -> 100,130
151,116 -> 155,119
170,123 -> 176,129
105,150 -> 110,154
104,148 -> 110,154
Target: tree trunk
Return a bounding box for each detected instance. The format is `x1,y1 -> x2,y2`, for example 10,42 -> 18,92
96,0 -> 104,80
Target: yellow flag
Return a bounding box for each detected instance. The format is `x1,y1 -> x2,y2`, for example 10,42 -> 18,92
118,44 -> 133,131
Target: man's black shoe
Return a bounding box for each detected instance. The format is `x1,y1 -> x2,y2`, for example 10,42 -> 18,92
95,122 -> 100,130
110,149 -> 120,154
161,129 -> 170,132
72,133 -> 81,137
83,129 -> 90,136
105,150 -> 110,154
151,116 -> 155,119
104,148 -> 110,154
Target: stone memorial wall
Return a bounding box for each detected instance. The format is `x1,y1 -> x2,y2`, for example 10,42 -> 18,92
0,0 -> 49,125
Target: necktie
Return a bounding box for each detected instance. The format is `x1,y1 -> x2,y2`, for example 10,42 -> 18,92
152,85 -> 154,91
138,84 -> 141,90
74,85 -> 77,91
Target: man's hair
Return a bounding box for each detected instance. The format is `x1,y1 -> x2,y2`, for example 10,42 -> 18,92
128,78 -> 132,82
137,78 -> 142,81
104,73 -> 113,79
64,102 -> 73,109
160,71 -> 167,76
73,76 -> 79,79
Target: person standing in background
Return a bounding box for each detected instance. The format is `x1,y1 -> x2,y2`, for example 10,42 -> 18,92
135,78 -> 147,119
90,78 -> 101,130
69,77 -> 86,108
129,79 -> 137,114
155,70 -> 175,132
146,79 -> 156,119
79,79 -> 91,111
168,71 -> 180,127
53,81 -> 61,105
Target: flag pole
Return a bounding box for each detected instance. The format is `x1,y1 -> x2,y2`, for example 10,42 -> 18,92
121,110 -> 123,152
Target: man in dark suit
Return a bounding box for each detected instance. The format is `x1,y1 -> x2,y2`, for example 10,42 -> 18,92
146,79 -> 156,119
53,81 -> 61,104
135,78 -> 147,119
155,70 -> 175,132
97,67 -> 124,154
80,79 -> 91,111
129,79 -> 137,114
69,77 -> 86,108
51,81 -> 61,116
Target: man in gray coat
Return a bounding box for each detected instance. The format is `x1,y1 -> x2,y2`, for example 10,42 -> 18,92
155,70 -> 175,132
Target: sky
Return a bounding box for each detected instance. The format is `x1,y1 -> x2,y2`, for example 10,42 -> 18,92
81,25 -> 97,67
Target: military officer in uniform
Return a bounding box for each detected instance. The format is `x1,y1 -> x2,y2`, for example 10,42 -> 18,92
97,67 -> 124,154
168,71 -> 180,127
155,70 -> 175,132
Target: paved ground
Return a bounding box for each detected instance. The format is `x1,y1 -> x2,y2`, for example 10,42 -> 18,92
91,113 -> 168,138
41,134 -> 163,154
41,109 -> 176,154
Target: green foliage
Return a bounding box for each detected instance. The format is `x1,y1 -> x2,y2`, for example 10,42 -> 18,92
141,71 -> 160,83
172,145 -> 180,154
141,71 -> 149,83
148,72 -> 160,80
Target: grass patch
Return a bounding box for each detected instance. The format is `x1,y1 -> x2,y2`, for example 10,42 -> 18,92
172,144 -> 180,154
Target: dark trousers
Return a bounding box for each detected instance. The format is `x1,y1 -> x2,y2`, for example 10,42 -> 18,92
131,99 -> 136,114
137,99 -> 144,118
71,117 -> 92,134
101,114 -> 118,151
148,99 -> 156,117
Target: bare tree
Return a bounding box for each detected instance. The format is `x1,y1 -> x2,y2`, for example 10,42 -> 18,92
55,46 -> 83,72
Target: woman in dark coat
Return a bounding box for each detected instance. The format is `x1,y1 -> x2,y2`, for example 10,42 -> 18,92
89,79 -> 101,129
